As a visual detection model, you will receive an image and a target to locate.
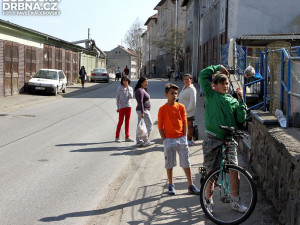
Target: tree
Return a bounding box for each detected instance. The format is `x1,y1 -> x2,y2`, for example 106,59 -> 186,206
152,28 -> 185,72
124,19 -> 144,77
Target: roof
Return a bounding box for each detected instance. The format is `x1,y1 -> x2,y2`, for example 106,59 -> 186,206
0,19 -> 82,51
144,14 -> 158,26
154,0 -> 167,10
0,19 -> 106,58
240,33 -> 300,40
237,33 -> 300,46
111,46 -> 137,56
141,31 -> 148,38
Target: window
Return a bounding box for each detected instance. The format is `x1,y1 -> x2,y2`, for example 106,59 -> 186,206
59,71 -> 65,80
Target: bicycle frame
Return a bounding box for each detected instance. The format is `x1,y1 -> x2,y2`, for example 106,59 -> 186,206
220,142 -> 232,200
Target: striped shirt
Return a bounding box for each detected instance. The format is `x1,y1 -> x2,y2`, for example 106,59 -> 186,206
116,85 -> 133,110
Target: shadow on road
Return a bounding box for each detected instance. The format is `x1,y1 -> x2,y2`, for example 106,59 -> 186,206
39,178 -> 209,224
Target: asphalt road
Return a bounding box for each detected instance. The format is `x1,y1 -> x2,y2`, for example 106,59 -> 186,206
0,80 -> 167,225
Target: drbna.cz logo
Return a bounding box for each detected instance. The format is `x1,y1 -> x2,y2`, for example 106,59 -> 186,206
2,0 -> 61,16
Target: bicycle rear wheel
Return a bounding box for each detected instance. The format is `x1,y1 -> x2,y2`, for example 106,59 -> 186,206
199,165 -> 257,225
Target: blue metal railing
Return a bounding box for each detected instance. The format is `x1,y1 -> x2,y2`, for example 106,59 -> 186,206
243,49 -> 268,111
279,48 -> 300,126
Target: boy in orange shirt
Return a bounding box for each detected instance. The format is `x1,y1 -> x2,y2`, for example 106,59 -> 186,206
158,83 -> 200,195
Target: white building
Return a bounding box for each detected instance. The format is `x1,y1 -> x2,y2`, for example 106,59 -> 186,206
106,45 -> 138,78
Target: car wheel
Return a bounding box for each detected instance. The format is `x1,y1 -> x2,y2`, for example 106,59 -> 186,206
54,87 -> 58,96
62,85 -> 66,93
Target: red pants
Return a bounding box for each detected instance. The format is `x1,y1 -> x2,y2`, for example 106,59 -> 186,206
116,107 -> 132,139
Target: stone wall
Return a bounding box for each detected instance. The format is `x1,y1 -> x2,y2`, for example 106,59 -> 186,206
240,110 -> 300,225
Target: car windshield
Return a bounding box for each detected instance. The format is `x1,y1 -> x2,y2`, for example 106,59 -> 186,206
93,68 -> 106,73
34,70 -> 58,80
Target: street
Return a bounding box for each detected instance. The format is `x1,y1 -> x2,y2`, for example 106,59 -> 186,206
0,80 -> 278,225
0,80 -> 153,225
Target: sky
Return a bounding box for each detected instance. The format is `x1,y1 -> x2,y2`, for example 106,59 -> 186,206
0,0 -> 159,51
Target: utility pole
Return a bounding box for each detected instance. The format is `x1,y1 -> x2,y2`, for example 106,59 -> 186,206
174,0 -> 178,75
148,30 -> 151,77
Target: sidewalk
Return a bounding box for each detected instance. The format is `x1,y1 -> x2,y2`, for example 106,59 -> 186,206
0,81 -> 111,114
87,80 -> 279,225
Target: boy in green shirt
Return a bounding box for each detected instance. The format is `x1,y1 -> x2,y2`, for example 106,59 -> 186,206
199,65 -> 247,214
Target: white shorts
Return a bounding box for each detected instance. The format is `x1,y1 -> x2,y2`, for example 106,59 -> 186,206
164,136 -> 191,169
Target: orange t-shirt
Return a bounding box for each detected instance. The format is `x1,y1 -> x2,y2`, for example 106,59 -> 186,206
158,102 -> 187,138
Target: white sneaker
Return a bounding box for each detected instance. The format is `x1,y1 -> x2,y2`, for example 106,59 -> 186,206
231,196 -> 248,213
125,138 -> 134,142
143,141 -> 154,147
205,198 -> 214,214
115,138 -> 121,143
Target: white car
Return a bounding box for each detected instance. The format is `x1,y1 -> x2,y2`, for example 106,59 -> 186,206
27,69 -> 67,95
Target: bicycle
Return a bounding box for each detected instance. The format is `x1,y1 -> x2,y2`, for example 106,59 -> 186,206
199,125 -> 257,225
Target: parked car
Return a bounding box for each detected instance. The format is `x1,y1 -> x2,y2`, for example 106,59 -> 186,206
27,69 -> 67,95
90,68 -> 109,83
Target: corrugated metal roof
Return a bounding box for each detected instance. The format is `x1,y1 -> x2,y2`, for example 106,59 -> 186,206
240,34 -> 300,40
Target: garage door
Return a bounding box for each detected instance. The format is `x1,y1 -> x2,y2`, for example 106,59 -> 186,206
4,41 -> 19,96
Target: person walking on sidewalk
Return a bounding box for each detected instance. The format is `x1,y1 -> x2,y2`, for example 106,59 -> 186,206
199,65 -> 247,213
158,83 -> 200,196
115,67 -> 121,81
115,76 -> 134,143
79,66 -> 86,88
124,65 -> 129,76
178,74 -> 197,147
134,77 -> 154,147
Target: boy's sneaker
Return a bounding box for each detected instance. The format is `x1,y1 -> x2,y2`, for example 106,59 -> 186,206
231,196 -> 248,213
205,198 -> 214,214
115,138 -> 121,143
125,138 -> 134,142
143,141 -> 154,147
168,184 -> 175,195
188,184 -> 200,195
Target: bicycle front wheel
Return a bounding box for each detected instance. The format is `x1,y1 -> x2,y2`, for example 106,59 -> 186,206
199,165 -> 257,225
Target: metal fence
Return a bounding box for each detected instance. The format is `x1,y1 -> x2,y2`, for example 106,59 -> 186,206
221,41 -> 300,126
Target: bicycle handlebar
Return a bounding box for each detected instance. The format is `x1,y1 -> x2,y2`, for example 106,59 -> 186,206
219,125 -> 247,138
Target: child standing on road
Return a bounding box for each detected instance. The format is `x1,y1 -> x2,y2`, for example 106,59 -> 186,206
115,75 -> 134,143
199,65 -> 247,213
158,83 -> 200,195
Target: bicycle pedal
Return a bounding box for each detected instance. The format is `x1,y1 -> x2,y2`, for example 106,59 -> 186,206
221,196 -> 231,203
199,166 -> 207,175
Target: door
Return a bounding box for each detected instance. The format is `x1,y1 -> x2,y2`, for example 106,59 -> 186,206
65,50 -> 71,83
43,45 -> 52,69
55,47 -> 62,70
72,52 -> 79,81
25,46 -> 37,83
4,41 -> 19,96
